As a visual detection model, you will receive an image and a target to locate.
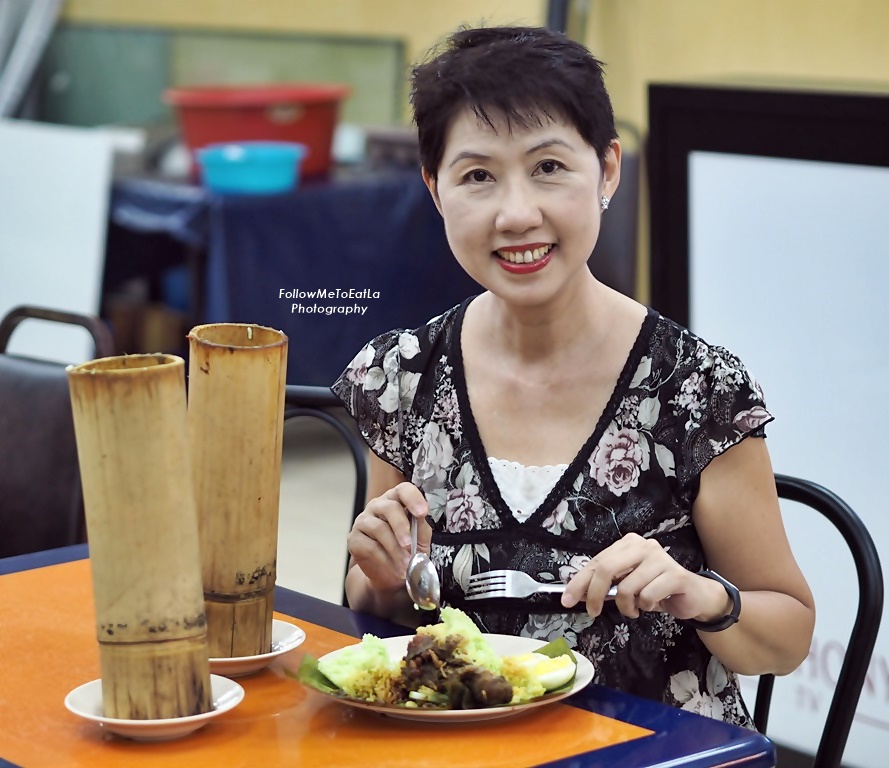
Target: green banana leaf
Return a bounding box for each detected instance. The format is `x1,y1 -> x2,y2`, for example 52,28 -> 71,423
287,654 -> 341,696
533,636 -> 577,664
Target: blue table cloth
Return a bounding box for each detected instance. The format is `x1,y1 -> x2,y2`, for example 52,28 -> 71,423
110,171 -> 480,385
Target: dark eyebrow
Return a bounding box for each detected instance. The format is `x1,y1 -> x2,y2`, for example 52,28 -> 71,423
447,139 -> 574,168
448,151 -> 490,168
527,138 -> 573,154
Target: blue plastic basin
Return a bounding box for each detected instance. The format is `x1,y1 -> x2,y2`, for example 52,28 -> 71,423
197,141 -> 308,194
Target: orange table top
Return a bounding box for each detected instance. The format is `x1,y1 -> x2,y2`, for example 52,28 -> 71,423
0,558 -> 652,768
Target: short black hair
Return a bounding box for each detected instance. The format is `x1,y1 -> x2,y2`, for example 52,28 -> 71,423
410,25 -> 618,180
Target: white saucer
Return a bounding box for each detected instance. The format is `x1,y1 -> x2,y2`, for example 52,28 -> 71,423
64,674 -> 244,741
210,619 -> 306,677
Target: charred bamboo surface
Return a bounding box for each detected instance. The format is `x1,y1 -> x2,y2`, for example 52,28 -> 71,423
67,353 -> 211,719
188,324 -> 287,658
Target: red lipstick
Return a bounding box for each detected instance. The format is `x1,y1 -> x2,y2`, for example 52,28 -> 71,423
494,244 -> 555,274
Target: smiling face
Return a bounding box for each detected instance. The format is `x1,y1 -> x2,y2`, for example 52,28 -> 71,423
425,107 -> 620,310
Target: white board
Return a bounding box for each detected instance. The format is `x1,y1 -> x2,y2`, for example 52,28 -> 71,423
0,119 -> 114,363
689,151 -> 889,767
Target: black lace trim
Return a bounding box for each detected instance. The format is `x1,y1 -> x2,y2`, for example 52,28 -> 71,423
450,303 -> 660,533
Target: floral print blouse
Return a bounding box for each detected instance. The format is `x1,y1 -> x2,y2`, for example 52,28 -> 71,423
332,298 -> 773,728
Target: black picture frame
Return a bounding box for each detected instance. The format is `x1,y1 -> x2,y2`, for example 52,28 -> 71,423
647,82 -> 889,327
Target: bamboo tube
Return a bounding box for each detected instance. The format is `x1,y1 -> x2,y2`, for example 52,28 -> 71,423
187,324 -> 287,658
67,354 -> 211,720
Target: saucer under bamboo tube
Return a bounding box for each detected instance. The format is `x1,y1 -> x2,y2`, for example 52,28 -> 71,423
67,354 -> 211,720
187,323 -> 287,658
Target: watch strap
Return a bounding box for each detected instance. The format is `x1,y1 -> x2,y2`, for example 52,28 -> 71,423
684,569 -> 741,632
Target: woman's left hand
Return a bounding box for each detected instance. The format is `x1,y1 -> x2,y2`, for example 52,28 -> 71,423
560,533 -> 731,623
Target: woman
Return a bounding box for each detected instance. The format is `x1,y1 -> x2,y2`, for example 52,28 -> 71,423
332,25 -> 814,727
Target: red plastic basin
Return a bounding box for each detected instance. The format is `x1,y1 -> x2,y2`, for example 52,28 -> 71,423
164,83 -> 351,178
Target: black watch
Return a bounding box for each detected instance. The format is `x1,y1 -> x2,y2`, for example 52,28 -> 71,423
683,569 -> 741,632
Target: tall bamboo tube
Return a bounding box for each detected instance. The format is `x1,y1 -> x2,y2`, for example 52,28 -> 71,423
187,324 -> 287,658
67,354 -> 211,720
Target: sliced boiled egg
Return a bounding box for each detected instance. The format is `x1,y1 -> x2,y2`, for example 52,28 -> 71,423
509,652 -> 549,672
530,654 -> 577,691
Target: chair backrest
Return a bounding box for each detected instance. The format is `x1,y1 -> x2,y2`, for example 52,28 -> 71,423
754,474 -> 884,768
0,305 -> 114,559
283,384 -> 368,606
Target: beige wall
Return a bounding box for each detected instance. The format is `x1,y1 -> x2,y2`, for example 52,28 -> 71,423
581,0 -> 889,300
585,0 -> 889,133
62,0 -> 546,73
65,0 -> 889,128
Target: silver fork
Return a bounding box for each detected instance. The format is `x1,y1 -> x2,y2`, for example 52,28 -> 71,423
464,569 -> 619,601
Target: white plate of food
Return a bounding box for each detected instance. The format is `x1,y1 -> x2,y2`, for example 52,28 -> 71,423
300,608 -> 594,723
64,674 -> 245,741
210,619 -> 306,677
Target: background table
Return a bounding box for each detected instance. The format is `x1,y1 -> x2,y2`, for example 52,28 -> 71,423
106,170 -> 481,386
0,545 -> 776,768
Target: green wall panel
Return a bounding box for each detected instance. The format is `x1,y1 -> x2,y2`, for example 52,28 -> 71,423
171,31 -> 402,125
39,25 -> 170,127
38,24 -> 403,129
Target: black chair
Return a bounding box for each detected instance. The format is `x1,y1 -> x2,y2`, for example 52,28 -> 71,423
283,384 -> 368,605
0,305 -> 115,559
754,474 -> 884,768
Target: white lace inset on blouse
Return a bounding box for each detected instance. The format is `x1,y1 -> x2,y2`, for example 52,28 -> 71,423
487,457 -> 568,523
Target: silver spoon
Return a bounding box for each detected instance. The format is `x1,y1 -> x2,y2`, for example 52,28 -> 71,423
396,401 -> 440,611
405,514 -> 440,611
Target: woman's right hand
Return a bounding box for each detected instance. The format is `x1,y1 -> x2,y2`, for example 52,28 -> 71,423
347,481 -> 431,594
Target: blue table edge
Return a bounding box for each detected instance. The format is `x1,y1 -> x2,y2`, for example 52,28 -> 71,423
0,544 -> 775,768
